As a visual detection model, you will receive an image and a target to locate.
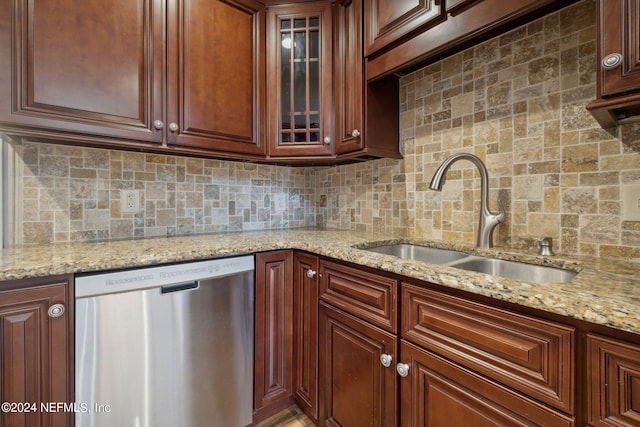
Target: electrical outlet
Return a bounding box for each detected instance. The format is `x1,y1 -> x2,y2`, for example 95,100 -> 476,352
121,190 -> 141,214
622,184 -> 640,222
274,194 -> 287,211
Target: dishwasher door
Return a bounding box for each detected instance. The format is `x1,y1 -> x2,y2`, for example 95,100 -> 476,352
75,256 -> 254,427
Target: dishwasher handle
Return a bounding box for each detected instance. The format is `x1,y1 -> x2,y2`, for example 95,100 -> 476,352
161,281 -> 200,294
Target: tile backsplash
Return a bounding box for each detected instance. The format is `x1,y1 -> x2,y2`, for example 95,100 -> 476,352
10,142 -> 315,244
6,0 -> 640,259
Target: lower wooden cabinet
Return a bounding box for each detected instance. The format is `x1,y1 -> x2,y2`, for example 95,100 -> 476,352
319,302 -> 397,427
0,276 -> 73,427
254,251 -> 294,421
587,333 -> 640,427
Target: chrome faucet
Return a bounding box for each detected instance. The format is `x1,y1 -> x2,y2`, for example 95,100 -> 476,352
429,153 -> 506,249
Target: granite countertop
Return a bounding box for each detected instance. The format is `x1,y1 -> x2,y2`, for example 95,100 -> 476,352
0,229 -> 638,335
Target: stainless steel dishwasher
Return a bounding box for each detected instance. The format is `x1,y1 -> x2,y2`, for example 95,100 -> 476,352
75,256 -> 254,427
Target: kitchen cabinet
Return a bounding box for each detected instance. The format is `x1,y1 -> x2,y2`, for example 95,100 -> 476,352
0,275 -> 73,427
587,0 -> 640,127
319,301 -> 398,427
587,333 -> 640,426
292,252 -> 319,421
266,1 -> 334,158
0,0 -> 265,159
254,251 -> 294,422
365,0 -> 577,80
334,0 -> 402,159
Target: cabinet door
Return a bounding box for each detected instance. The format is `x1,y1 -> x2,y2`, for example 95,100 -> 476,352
293,252 -> 319,421
266,2 -> 333,158
364,0 -> 444,57
587,333 -> 640,427
0,279 -> 72,427
597,0 -> 640,98
319,302 -> 397,427
254,251 -> 294,419
334,0 -> 365,155
167,0 -> 265,156
0,0 -> 164,144
399,340 -> 575,427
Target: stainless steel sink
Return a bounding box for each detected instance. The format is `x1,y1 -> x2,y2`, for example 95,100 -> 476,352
361,244 -> 577,283
448,256 -> 577,283
363,244 -> 469,264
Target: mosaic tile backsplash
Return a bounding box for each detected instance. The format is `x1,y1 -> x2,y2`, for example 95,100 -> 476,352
7,0 -> 640,259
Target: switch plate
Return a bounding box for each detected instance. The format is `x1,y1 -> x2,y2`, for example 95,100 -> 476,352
622,184 -> 640,222
121,190 -> 141,214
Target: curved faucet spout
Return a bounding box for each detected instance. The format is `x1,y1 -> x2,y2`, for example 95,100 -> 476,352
429,153 -> 506,248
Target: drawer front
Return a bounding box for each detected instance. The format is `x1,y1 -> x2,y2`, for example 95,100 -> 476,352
319,260 -> 398,332
402,282 -> 575,413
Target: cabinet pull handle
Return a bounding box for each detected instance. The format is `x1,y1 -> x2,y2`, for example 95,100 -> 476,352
169,122 -> 179,132
351,129 -> 361,138
323,136 -> 331,144
602,53 -> 623,70
380,354 -> 393,367
153,120 -> 164,130
307,269 -> 317,278
48,303 -> 65,318
396,362 -> 409,377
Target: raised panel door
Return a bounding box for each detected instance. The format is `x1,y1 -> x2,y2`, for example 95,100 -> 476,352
399,340 -> 575,427
254,251 -> 294,418
319,302 -> 397,427
0,279 -> 72,427
167,0 -> 265,156
364,0 -> 444,57
597,0 -> 640,98
293,252 -> 319,421
587,333 -> 640,426
0,0 -> 164,144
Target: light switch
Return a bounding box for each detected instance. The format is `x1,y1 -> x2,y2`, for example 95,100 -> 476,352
622,184 -> 640,222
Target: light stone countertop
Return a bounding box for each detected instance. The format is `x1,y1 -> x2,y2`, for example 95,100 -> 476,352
0,229 -> 638,335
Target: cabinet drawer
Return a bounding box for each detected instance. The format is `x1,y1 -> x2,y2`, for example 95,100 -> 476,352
319,260 -> 397,332
402,282 -> 575,413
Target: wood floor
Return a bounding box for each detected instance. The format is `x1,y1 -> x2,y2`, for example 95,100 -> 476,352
255,405 -> 314,427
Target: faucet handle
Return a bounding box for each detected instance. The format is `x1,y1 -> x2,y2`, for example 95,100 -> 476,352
537,237 -> 555,256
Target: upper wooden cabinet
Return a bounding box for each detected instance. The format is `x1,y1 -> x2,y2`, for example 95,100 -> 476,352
0,276 -> 73,427
365,0 -> 578,80
587,0 -> 640,127
0,0 -> 265,158
364,0 -> 444,57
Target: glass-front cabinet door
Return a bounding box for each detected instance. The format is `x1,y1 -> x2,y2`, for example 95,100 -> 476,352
266,2 -> 333,158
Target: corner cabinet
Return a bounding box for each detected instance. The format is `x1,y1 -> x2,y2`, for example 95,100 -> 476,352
0,0 -> 265,159
587,0 -> 640,127
0,276 -> 73,427
265,0 -> 401,163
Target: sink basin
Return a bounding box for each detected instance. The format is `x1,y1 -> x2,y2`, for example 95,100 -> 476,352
362,244 -> 577,283
363,244 -> 469,264
448,256 -> 577,283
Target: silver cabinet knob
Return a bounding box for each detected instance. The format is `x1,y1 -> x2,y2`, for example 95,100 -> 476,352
169,122 -> 179,132
48,303 -> 65,318
380,354 -> 393,367
396,362 -> 409,377
307,269 -> 316,278
323,136 -> 331,144
351,129 -> 361,138
153,120 -> 164,130
602,53 -> 623,70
